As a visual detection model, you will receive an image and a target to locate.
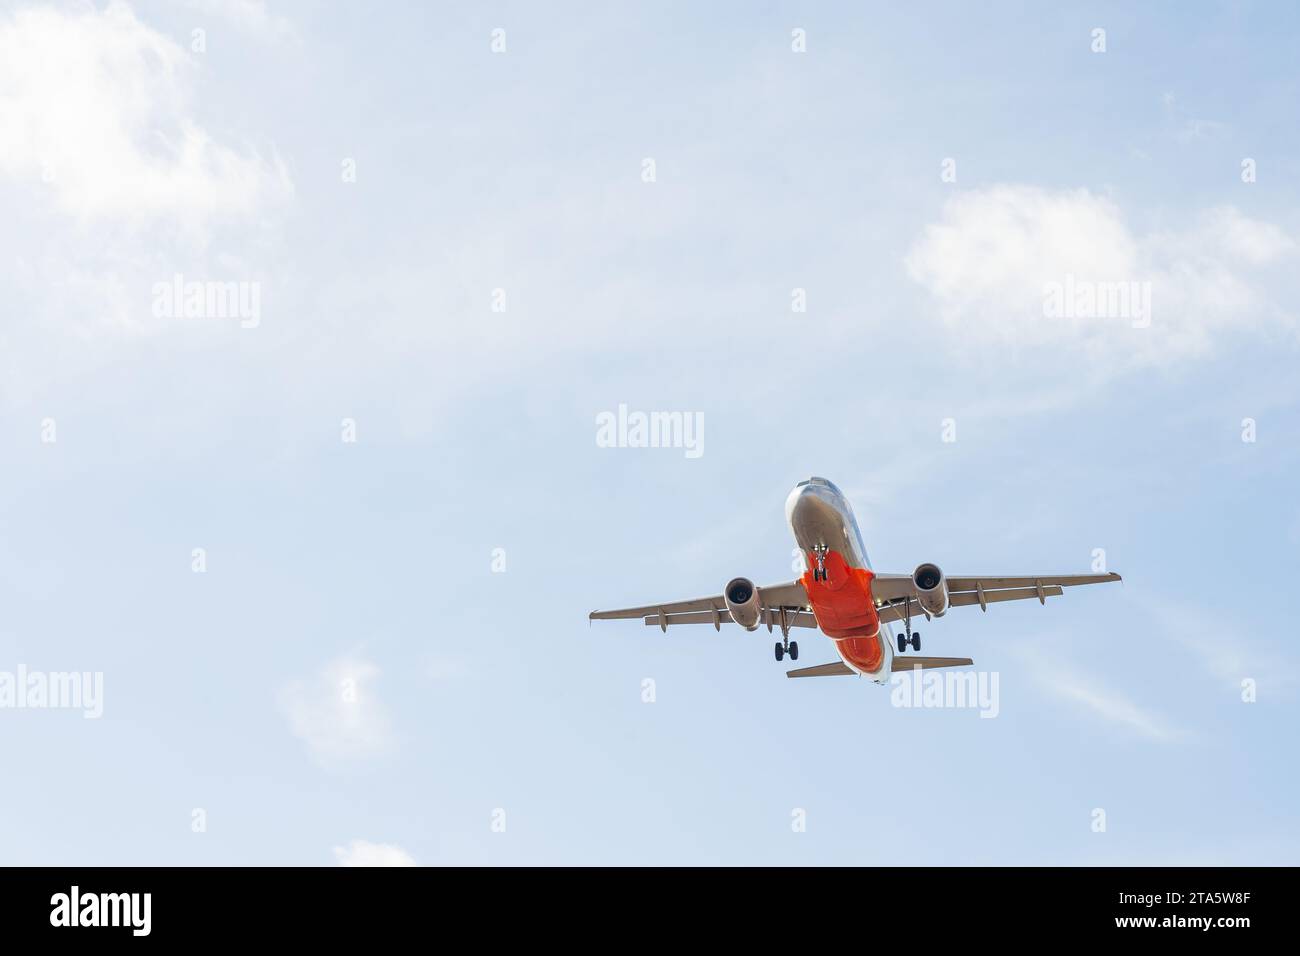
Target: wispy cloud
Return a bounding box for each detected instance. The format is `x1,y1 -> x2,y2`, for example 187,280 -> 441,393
1043,671 -> 1177,741
1161,91 -> 1229,143
1141,595 -> 1297,697
185,0 -> 298,43
332,839 -> 417,867
1015,646 -> 1179,741
279,655 -> 394,766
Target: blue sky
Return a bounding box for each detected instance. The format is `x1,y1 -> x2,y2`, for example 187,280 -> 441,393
1,0 -> 1297,865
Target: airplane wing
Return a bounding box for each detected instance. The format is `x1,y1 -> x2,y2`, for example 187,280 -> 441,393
590,580 -> 810,631
591,572 -> 1119,630
871,571 -> 1120,624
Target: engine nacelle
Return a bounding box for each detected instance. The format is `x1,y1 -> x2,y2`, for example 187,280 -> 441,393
912,563 -> 949,617
724,577 -> 762,631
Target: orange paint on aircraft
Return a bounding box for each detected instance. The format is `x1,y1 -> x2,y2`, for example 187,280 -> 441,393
835,635 -> 885,674
800,550 -> 885,673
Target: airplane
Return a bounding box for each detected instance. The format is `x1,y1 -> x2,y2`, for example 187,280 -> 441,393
589,477 -> 1121,681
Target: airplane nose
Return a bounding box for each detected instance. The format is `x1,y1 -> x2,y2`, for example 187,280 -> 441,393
785,479 -> 835,525
785,482 -> 812,523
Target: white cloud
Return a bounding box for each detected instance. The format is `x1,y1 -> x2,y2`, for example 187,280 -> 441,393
279,655 -> 393,765
332,839 -> 417,867
905,185 -> 1297,370
0,1 -> 291,225
186,0 -> 297,43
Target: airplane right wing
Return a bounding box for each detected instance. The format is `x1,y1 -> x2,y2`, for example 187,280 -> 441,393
590,579 -> 810,632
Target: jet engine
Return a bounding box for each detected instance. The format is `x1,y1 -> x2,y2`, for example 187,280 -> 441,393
912,563 -> 949,617
724,577 -> 763,631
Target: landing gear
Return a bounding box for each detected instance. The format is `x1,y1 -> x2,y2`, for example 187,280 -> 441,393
774,606 -> 800,663
810,544 -> 829,582
896,596 -> 921,653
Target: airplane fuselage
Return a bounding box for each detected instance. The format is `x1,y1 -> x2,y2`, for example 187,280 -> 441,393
786,478 -> 894,682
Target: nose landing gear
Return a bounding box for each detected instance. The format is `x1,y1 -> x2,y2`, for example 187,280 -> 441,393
810,544 -> 829,582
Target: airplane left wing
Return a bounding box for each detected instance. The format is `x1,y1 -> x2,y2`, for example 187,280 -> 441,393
590,580 -> 810,632
871,571 -> 1120,623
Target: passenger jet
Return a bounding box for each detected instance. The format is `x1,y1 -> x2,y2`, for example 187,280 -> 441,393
590,477 -> 1121,681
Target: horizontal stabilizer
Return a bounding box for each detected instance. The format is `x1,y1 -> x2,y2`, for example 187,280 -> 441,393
785,661 -> 855,678
890,656 -> 974,671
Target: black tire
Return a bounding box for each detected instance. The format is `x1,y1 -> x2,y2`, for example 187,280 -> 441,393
789,641 -> 799,661
774,642 -> 784,662
914,634 -> 921,652
897,634 -> 906,654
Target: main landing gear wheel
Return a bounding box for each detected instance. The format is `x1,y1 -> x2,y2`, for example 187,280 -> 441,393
788,641 -> 799,661
774,642 -> 784,662
897,632 -> 921,653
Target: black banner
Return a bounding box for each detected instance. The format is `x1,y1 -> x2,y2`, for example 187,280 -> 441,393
0,866 -> 1285,942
